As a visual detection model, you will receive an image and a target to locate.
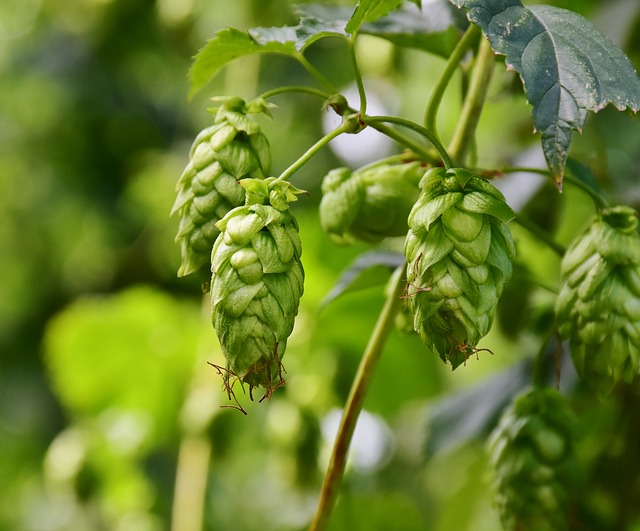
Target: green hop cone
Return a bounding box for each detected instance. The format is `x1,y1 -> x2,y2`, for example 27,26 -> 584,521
404,167 -> 515,368
211,177 -> 305,395
319,161 -> 425,244
555,205 -> 640,397
171,96 -> 273,283
488,388 -> 580,531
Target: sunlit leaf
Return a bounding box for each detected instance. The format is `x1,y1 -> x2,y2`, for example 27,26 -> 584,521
44,287 -> 204,441
189,21 -> 348,96
321,250 -> 404,308
450,0 -> 640,186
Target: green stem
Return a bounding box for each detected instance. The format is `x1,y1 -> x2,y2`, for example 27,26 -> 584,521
309,265 -> 406,531
364,115 -> 453,168
295,52 -> 340,94
513,214 -> 566,256
171,435 -> 211,531
501,166 -> 609,209
349,38 -> 367,116
448,36 -> 495,166
424,24 -> 480,136
276,120 -> 354,182
355,152 -> 422,173
258,85 -> 333,102
366,121 -> 441,165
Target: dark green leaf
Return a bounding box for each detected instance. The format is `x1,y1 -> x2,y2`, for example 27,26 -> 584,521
299,2 -> 466,58
346,0 -> 404,35
321,250 -> 404,307
362,1 -> 466,57
450,0 -> 640,186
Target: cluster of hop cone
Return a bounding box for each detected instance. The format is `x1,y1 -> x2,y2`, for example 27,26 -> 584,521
172,97 -> 640,529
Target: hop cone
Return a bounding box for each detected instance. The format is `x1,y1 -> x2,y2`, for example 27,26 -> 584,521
404,167 -> 515,368
171,96 -> 272,283
211,177 -> 304,393
319,161 -> 425,244
555,205 -> 640,397
488,388 -> 580,531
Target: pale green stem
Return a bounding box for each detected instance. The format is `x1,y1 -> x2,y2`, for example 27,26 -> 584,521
170,435 -> 212,531
276,120 -> 354,182
258,85 -> 333,102
295,52 -> 340,94
424,24 -> 480,136
366,121 -> 441,165
364,115 -> 453,168
309,265 -> 406,531
501,166 -> 609,209
349,37 -> 367,116
447,36 -> 495,166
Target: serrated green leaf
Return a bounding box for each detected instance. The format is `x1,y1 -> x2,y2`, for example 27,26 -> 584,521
189,20 -> 348,96
450,0 -> 640,186
321,250 -> 404,307
190,28 -> 295,97
346,0 -> 404,35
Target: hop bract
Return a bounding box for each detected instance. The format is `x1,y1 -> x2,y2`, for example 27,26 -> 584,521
404,167 -> 515,368
211,177 -> 304,395
488,388 -> 580,531
171,96 -> 272,283
555,205 -> 640,397
319,161 -> 425,244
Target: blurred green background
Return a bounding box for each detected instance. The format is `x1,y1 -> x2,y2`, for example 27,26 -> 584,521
2,0 -> 640,530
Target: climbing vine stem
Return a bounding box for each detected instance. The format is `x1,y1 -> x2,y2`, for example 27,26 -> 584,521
309,264 -> 406,531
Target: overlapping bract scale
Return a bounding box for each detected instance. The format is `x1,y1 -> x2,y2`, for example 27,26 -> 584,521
319,161 -> 425,244
171,96 -> 272,283
488,388 -> 580,531
404,168 -> 515,368
555,205 -> 640,397
211,178 -> 304,394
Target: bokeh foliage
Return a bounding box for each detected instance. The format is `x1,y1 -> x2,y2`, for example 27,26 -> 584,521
2,0 -> 640,530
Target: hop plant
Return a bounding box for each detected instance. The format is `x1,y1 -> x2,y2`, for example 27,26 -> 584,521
404,167 -> 515,368
488,388 -> 580,531
555,205 -> 640,397
319,160 -> 425,244
211,177 -> 305,395
171,96 -> 273,284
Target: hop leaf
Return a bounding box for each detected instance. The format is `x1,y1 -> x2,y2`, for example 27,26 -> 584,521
319,161 -> 425,244
211,177 -> 305,396
488,388 -> 580,531
404,168 -> 515,368
171,96 -> 273,284
555,205 -> 640,397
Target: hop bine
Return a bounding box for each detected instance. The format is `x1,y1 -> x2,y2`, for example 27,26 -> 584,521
171,96 -> 273,286
488,388 -> 580,531
211,177 -> 305,398
404,167 -> 515,368
555,205 -> 640,397
319,161 -> 425,244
